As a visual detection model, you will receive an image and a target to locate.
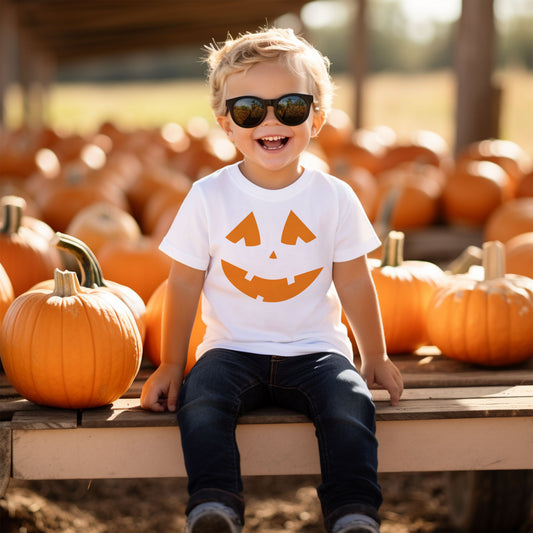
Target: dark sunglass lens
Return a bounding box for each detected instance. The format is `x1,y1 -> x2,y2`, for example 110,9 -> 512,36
231,97 -> 265,127
276,95 -> 309,125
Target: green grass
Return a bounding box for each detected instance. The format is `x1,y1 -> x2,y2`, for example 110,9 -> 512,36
5,69 -> 533,156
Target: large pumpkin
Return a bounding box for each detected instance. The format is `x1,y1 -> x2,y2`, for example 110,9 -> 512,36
0,269 -> 142,408
144,279 -> 205,374
426,241 -> 533,366
370,231 -> 446,353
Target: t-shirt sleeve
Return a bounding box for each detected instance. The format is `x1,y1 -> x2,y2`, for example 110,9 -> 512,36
158,183 -> 210,271
333,180 -> 381,263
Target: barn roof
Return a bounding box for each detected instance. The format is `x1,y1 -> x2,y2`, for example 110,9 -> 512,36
13,0 -> 310,62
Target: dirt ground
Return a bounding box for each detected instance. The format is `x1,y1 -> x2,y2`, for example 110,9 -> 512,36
2,472 -> 527,533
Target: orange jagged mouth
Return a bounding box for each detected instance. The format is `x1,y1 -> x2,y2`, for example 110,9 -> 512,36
221,260 -> 322,302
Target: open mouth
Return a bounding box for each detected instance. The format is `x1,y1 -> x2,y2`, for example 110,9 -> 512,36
221,260 -> 322,302
258,136 -> 289,150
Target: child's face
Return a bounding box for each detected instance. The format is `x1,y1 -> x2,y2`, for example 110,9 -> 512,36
217,60 -> 325,188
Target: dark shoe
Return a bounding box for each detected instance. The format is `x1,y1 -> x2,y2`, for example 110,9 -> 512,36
186,502 -> 242,533
332,513 -> 380,533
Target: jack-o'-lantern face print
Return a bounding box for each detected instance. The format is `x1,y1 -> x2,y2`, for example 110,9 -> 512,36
222,211 -> 323,302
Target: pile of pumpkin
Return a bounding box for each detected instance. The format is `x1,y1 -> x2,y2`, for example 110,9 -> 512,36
0,113 -> 532,410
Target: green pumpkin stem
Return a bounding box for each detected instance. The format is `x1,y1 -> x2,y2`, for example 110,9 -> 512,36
381,231 -> 404,267
0,196 -> 25,235
52,232 -> 106,288
483,240 -> 506,280
52,269 -> 82,297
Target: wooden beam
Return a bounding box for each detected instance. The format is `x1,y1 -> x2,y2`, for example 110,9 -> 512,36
11,416 -> 533,480
455,0 -> 498,154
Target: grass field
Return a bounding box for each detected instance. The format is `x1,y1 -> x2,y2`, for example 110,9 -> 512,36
6,68 -> 533,156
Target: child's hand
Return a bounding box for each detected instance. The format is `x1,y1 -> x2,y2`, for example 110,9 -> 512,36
361,357 -> 404,406
140,363 -> 184,412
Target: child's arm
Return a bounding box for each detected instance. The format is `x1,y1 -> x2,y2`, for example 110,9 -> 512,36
333,256 -> 404,406
140,261 -> 205,412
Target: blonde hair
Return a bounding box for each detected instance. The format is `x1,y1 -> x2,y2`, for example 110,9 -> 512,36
205,27 -> 334,118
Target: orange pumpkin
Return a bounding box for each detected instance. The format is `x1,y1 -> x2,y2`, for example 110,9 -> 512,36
0,196 -> 63,295
484,197 -> 533,244
427,241 -> 533,366
371,231 -> 446,353
140,176 -> 191,235
97,236 -> 173,303
36,161 -> 130,232
144,279 -> 205,374
66,202 -> 142,255
315,108 -> 354,159
338,167 -> 378,222
126,164 -> 192,223
442,160 -> 512,226
456,139 -> 532,196
374,162 -> 444,230
516,169 -> 533,198
0,262 -> 14,326
505,232 -> 533,279
327,128 -> 386,178
0,269 -> 142,408
379,130 -> 449,173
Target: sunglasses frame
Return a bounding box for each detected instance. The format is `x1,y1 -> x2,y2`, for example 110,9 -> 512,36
225,93 -> 315,128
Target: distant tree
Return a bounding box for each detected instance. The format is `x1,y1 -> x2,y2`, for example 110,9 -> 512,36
497,15 -> 533,68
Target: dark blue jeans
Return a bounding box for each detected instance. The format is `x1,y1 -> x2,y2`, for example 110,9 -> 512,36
177,349 -> 382,531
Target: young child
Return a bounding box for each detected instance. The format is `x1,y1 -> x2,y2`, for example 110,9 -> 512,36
141,27 -> 403,533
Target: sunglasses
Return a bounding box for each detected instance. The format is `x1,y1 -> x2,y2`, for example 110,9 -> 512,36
225,93 -> 315,128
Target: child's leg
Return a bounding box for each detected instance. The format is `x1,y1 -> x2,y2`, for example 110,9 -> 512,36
177,349 -> 270,524
270,352 -> 381,532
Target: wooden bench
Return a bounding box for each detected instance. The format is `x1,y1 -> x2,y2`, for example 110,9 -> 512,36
1,346 -> 533,532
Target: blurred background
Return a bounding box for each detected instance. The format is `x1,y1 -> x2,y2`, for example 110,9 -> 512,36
2,0 -> 533,153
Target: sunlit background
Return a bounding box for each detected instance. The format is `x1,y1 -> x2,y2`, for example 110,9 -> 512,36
4,0 -> 533,153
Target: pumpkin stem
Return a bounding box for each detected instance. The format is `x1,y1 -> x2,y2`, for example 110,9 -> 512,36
53,232 -> 106,288
0,196 -> 25,235
373,186 -> 401,240
483,240 -> 506,280
381,231 -> 404,267
446,245 -> 482,275
52,269 -> 82,297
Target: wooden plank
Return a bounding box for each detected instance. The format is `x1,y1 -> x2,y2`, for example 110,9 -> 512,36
11,407 -> 78,430
0,398 -> 41,421
12,416 -> 533,480
0,422 -> 11,497
79,385 -> 533,430
371,384 -> 533,402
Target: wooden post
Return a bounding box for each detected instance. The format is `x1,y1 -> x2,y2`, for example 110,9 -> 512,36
18,29 -> 55,128
0,423 -> 11,497
352,0 -> 367,129
0,0 -> 17,127
454,0 -> 498,154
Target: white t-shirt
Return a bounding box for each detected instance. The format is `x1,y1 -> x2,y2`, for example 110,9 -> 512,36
160,163 -> 380,361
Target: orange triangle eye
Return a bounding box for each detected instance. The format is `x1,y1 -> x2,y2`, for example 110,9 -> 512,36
281,211 -> 316,245
226,212 -> 261,246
